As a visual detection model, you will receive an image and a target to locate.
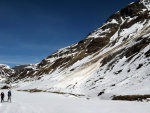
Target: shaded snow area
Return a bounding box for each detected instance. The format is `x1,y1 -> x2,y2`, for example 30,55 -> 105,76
0,90 -> 150,113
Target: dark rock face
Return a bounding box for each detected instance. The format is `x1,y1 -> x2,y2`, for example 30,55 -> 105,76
10,0 -> 150,82
86,37 -> 110,53
1,85 -> 10,89
11,68 -> 35,80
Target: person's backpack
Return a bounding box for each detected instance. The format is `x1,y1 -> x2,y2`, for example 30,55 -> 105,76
8,91 -> 11,96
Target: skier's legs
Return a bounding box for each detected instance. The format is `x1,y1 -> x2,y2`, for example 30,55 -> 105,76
1,97 -> 3,103
8,96 -> 11,102
9,96 -> 11,103
7,96 -> 9,102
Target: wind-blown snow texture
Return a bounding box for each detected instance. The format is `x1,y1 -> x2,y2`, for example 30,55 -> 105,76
6,0 -> 150,99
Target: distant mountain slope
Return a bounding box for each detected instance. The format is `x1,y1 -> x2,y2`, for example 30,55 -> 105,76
0,64 -> 14,82
12,64 -> 34,71
10,0 -> 150,99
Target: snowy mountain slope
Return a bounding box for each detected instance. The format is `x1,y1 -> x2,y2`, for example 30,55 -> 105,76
10,0 -> 150,99
0,64 -> 14,83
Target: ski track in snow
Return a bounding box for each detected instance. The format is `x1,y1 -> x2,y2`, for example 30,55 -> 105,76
0,90 -> 150,113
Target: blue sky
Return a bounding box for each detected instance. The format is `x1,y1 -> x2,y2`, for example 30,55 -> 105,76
0,0 -> 136,67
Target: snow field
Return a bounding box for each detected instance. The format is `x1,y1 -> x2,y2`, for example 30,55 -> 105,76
0,90 -> 150,113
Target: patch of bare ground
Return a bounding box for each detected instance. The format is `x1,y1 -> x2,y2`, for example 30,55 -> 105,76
18,89 -> 85,97
112,94 -> 150,101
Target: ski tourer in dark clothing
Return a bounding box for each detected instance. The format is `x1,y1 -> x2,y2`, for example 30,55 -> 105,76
1,92 -> 5,103
7,90 -> 11,103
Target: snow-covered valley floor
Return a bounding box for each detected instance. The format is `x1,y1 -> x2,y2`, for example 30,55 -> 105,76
0,90 -> 150,113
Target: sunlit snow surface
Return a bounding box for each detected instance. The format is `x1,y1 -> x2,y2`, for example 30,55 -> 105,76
0,90 -> 150,113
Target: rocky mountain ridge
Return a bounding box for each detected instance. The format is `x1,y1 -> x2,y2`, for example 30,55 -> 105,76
11,0 -> 150,78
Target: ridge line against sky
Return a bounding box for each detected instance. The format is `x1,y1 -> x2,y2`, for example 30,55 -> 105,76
0,0 -> 136,67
